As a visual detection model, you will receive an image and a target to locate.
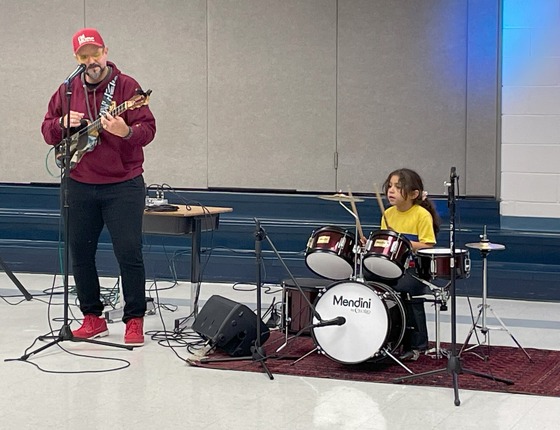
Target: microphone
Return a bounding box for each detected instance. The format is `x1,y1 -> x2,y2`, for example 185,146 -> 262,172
63,63 -> 86,84
313,316 -> 346,328
450,166 -> 457,179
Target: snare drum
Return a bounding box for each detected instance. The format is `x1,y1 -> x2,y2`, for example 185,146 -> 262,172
282,278 -> 331,335
362,230 -> 412,280
311,280 -> 405,364
305,226 -> 355,280
415,248 -> 471,280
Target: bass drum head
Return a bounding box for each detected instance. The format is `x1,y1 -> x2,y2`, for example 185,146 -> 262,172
311,281 -> 395,364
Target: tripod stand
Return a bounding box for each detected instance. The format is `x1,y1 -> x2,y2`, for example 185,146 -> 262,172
0,255 -> 32,301
461,230 -> 532,362
393,167 -> 512,406
8,71 -> 132,364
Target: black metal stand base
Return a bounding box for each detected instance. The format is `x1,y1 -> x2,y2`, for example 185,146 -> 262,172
393,353 -> 513,406
0,255 -> 32,301
200,344 -> 274,380
6,323 -> 133,363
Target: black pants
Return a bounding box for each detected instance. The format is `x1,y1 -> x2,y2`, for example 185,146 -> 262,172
66,175 -> 146,322
365,268 -> 429,351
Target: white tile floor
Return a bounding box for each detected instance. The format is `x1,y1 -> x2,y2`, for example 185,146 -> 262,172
1,272 -> 559,429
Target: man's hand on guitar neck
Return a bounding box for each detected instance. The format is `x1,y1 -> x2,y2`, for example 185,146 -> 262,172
100,112 -> 131,138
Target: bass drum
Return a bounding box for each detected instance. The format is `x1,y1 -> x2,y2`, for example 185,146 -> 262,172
311,281 -> 405,364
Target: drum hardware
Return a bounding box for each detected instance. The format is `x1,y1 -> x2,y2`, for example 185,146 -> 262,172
411,273 -> 451,360
346,187 -> 368,280
394,168 -> 513,407
460,227 -> 532,362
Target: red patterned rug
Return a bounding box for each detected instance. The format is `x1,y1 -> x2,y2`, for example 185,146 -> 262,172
190,331 -> 560,397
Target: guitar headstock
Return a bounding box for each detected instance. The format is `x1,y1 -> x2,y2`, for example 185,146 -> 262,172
124,89 -> 152,110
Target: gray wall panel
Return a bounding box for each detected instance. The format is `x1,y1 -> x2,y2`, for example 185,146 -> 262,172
0,0 -> 499,197
465,0 -> 500,196
1,0 -> 84,183
207,0 -> 337,191
337,0 -> 469,196
85,0 -> 209,189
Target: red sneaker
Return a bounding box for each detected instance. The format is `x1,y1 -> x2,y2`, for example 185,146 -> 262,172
124,317 -> 144,346
72,315 -> 109,339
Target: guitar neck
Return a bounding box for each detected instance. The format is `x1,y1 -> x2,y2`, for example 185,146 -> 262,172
89,102 -> 129,133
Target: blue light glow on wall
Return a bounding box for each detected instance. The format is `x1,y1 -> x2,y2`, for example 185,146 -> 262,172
502,0 -> 560,86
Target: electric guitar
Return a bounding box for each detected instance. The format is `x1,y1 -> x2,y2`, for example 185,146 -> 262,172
55,89 -> 152,169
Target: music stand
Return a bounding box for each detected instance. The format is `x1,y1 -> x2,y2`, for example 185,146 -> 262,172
393,167 -> 513,406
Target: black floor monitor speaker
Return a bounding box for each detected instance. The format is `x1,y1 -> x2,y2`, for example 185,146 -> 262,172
192,295 -> 270,357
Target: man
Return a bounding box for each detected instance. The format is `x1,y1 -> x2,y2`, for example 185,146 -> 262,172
41,28 -> 156,345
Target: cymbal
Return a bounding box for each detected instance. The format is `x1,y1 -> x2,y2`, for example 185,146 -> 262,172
465,241 -> 505,251
318,193 -> 364,203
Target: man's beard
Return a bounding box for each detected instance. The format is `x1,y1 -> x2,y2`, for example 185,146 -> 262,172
86,64 -> 106,82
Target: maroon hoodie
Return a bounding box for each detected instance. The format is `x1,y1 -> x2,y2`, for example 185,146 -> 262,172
41,61 -> 156,184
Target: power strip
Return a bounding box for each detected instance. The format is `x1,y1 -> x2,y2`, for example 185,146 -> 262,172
145,197 -> 169,206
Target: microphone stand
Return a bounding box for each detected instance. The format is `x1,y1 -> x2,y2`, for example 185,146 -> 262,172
7,74 -> 132,364
201,218 -> 341,377
393,168 -> 512,406
200,219 -> 273,379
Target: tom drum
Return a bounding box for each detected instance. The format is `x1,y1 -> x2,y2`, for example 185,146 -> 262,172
305,226 -> 355,280
415,248 -> 471,280
363,230 -> 412,280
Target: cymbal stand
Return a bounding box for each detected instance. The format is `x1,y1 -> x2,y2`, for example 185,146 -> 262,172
393,167 -> 512,407
460,229 -> 532,362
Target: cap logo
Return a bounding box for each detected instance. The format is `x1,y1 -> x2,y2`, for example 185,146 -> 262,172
77,34 -> 96,45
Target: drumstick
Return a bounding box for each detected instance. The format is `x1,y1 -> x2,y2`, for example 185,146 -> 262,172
373,183 -> 385,215
346,187 -> 365,241
374,183 -> 392,231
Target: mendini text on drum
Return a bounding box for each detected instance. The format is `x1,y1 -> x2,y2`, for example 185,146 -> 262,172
332,295 -> 372,312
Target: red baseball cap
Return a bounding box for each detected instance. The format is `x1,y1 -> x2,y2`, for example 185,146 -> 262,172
72,28 -> 105,54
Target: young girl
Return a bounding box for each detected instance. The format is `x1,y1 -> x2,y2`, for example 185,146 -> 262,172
381,168 -> 440,251
368,168 -> 441,361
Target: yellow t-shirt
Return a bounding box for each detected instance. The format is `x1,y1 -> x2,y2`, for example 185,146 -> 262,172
381,204 -> 436,245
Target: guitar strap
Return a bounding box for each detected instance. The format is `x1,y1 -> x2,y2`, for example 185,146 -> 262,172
84,75 -> 119,153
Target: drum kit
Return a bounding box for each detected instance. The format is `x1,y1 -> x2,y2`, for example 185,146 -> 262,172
278,191 -> 472,368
